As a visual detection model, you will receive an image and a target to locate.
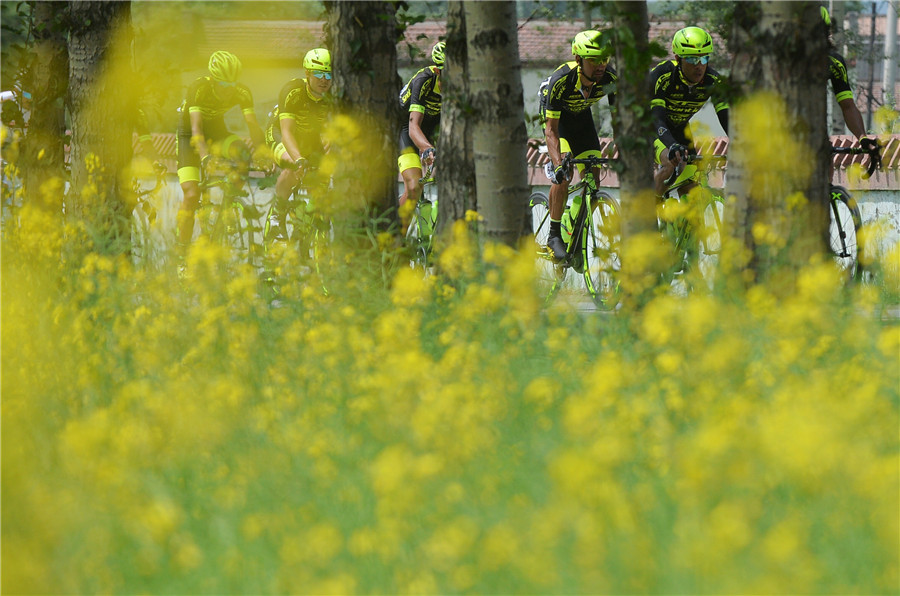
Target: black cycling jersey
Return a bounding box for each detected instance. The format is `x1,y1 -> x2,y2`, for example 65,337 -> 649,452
539,61 -> 617,158
399,65 -> 442,151
176,76 -> 255,173
265,78 -> 331,158
542,61 -> 617,120
650,59 -> 728,148
828,51 -> 854,103
178,76 -> 255,129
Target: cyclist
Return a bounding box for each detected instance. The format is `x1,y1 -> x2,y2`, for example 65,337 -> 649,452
821,6 -> 880,168
649,26 -> 729,197
175,50 -> 267,247
539,29 -> 617,260
264,48 -> 333,238
398,41 -> 444,214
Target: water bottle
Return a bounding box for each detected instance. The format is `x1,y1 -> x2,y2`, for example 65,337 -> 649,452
561,211 -> 572,244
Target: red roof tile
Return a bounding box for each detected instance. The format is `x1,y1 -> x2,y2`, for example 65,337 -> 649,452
137,133 -> 899,190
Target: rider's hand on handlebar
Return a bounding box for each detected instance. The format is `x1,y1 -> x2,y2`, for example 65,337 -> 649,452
667,143 -> 687,165
860,136 -> 882,176
860,136 -> 879,154
549,164 -> 568,185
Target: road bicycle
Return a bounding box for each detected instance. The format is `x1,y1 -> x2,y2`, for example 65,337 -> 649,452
404,172 -> 437,272
660,153 -> 727,291
261,162 -> 334,295
130,163 -> 169,267
196,157 -> 270,266
829,142 -> 881,282
530,153 -> 622,310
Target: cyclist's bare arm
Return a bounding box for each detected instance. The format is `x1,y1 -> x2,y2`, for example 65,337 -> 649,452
189,110 -> 210,160
544,116 -> 564,172
408,111 -> 432,153
279,117 -> 303,165
838,97 -> 866,140
243,112 -> 267,151
408,111 -> 435,169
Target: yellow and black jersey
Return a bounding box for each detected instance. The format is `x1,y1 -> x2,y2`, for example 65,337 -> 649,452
178,76 -> 255,127
828,51 -> 853,103
399,66 -> 442,118
650,59 -> 728,147
265,78 -> 331,150
542,61 -> 617,120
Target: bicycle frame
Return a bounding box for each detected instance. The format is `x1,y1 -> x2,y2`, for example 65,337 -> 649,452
198,160 -> 268,266
406,174 -> 437,272
659,154 -> 727,289
531,153 -> 621,310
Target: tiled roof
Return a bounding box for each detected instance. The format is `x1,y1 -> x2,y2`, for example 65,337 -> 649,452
137,133 -> 899,190
525,136 -> 899,189
193,18 -> 688,67
196,20 -> 327,68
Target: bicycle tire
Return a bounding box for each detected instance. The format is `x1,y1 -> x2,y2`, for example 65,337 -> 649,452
131,205 -> 152,265
828,185 -> 862,281
697,194 -> 725,287
582,192 -> 621,310
405,215 -> 429,272
529,191 -> 567,296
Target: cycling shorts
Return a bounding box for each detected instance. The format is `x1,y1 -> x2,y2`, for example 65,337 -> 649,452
176,117 -> 245,184
398,120 -> 438,174
557,109 -> 603,172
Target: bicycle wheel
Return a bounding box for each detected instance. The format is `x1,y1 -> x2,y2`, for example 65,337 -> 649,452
697,194 -> 725,286
131,204 -> 153,266
529,191 -> 567,294
828,186 -> 862,281
405,203 -> 430,272
582,192 -> 621,310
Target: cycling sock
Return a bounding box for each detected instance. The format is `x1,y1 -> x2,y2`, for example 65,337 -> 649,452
549,219 -> 561,238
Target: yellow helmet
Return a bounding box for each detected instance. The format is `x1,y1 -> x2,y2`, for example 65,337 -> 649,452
303,48 -> 331,72
431,41 -> 446,67
208,50 -> 242,82
572,30 -> 610,60
671,27 -> 713,57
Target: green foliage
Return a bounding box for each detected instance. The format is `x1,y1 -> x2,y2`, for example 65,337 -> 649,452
2,193 -> 898,593
654,0 -> 735,49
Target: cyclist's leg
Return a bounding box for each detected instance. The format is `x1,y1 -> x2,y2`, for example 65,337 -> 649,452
548,111 -> 598,258
398,150 -> 423,222
175,122 -> 201,247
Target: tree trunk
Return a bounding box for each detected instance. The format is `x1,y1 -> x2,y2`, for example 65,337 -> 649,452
324,1 -> 402,234
464,0 -> 530,248
729,1 -> 829,287
22,1 -> 68,211
67,1 -> 134,254
435,0 -> 475,236
608,1 -> 660,306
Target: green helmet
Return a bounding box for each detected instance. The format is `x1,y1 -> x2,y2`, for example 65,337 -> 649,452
208,50 -> 242,82
303,48 -> 331,72
821,6 -> 831,27
671,27 -> 713,57
572,30 -> 609,60
431,41 -> 445,67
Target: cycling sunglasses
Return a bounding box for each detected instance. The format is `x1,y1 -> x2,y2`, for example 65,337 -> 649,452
683,55 -> 710,65
311,71 -> 333,81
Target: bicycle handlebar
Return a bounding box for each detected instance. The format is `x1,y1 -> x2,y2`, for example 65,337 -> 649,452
832,145 -> 881,178
560,153 -> 616,170
663,153 -> 728,188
